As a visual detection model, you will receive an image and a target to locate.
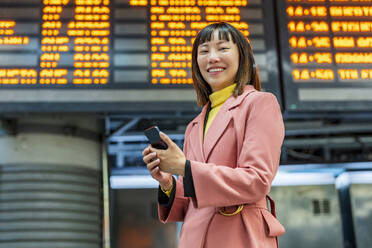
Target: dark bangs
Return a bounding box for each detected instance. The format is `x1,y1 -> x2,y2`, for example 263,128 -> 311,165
194,23 -> 237,45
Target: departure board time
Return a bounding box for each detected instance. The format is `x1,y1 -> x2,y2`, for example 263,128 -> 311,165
277,0 -> 372,111
0,0 -> 280,113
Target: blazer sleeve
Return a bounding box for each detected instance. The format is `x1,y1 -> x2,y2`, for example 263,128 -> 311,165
158,127 -> 191,223
189,93 -> 285,208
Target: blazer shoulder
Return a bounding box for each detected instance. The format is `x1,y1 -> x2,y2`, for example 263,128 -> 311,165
247,90 -> 277,100
240,91 -> 280,109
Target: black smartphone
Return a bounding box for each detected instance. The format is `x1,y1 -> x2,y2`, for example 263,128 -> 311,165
144,126 -> 168,150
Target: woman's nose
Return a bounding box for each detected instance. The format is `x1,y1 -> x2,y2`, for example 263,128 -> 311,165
208,50 -> 220,63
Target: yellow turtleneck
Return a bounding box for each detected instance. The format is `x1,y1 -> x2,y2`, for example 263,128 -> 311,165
204,83 -> 236,137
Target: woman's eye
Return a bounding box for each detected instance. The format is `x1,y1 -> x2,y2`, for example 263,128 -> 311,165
199,50 -> 208,54
220,47 -> 229,51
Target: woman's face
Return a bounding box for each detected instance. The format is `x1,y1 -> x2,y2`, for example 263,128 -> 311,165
197,30 -> 239,92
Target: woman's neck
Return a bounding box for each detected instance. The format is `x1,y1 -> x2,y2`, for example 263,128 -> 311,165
209,83 -> 236,108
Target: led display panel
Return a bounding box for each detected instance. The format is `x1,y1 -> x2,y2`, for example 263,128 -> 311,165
0,0 -> 279,112
277,0 -> 372,112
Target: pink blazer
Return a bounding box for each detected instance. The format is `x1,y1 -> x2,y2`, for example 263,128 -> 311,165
159,85 -> 286,248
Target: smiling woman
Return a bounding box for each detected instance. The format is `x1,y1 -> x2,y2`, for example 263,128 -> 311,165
142,22 -> 285,248
196,33 -> 240,92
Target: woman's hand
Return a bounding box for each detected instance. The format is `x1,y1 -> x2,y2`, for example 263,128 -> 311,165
149,132 -> 187,176
142,146 -> 173,191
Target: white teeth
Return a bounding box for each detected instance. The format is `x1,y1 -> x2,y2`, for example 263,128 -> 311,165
208,68 -> 224,72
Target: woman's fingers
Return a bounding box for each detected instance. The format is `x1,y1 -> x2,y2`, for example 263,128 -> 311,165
146,157 -> 160,171
147,160 -> 162,180
149,165 -> 161,177
142,146 -> 151,156
159,132 -> 173,147
143,148 -> 163,181
143,152 -> 157,164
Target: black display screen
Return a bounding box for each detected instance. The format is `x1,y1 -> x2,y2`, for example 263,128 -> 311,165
276,0 -> 372,112
0,0 -> 280,112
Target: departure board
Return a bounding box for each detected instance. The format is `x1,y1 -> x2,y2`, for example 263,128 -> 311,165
0,0 -> 279,112
277,0 -> 372,112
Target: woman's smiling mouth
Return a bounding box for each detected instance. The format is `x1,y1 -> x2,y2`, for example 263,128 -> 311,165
207,67 -> 225,73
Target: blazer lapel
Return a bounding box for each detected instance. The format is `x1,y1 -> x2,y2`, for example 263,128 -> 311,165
203,102 -> 232,162
203,85 -> 256,162
188,104 -> 208,162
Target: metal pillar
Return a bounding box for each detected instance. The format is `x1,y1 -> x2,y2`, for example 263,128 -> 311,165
0,115 -> 102,248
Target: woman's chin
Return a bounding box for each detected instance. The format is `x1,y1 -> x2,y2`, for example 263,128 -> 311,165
208,81 -> 232,91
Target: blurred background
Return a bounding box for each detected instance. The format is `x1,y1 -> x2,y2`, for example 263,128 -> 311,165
0,0 -> 371,247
